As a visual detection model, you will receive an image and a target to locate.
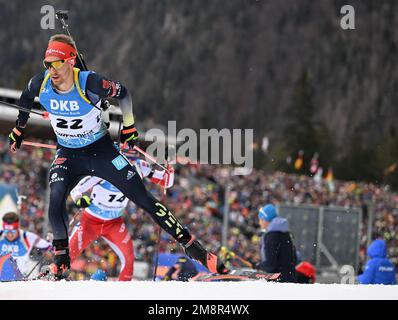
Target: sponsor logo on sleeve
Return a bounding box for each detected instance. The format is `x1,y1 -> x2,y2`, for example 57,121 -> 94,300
112,155 -> 129,171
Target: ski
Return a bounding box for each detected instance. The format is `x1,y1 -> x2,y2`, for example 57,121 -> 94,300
192,269 -> 281,282
19,266 -> 70,282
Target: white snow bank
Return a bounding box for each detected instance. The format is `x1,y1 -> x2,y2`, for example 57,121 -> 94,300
0,281 -> 397,300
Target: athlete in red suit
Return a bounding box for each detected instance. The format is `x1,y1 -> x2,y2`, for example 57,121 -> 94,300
69,158 -> 174,281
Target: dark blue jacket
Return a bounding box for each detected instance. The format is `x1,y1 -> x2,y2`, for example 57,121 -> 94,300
165,256 -> 198,281
358,239 -> 396,285
258,217 -> 297,283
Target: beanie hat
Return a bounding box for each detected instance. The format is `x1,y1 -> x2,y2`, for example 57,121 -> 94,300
258,204 -> 277,222
296,261 -> 316,283
2,212 -> 20,230
90,269 -> 107,281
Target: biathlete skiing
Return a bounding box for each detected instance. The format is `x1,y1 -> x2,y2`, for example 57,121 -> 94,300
0,212 -> 52,278
8,34 -> 228,280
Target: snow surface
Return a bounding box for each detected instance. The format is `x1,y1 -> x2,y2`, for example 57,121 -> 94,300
0,281 -> 397,300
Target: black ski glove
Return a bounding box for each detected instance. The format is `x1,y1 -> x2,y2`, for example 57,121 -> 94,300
9,126 -> 25,152
120,124 -> 138,148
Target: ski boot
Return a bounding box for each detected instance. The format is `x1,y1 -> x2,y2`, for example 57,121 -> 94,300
48,239 -> 71,280
183,236 -> 229,274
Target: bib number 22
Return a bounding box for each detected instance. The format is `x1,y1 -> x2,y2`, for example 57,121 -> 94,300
56,118 -> 84,130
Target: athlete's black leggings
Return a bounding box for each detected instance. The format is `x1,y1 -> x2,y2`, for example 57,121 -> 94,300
48,134 -> 190,243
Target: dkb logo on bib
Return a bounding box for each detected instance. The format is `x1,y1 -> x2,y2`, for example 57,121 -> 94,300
50,100 -> 80,111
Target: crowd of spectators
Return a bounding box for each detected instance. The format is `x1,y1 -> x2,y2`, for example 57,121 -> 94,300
0,135 -> 397,280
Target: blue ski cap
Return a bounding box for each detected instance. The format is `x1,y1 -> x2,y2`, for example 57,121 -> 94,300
258,204 -> 277,222
91,269 -> 107,281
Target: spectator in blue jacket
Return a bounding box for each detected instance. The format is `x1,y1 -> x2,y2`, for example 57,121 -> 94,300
357,239 -> 396,285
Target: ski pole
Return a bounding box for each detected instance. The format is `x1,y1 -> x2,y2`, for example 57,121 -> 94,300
24,255 -> 47,280
10,140 -> 56,154
163,160 -> 169,196
1,100 -> 49,119
152,144 -> 174,280
22,141 -> 57,149
152,226 -> 162,281
152,165 -> 170,280
162,144 -> 175,195
68,209 -> 83,237
234,254 -> 254,268
152,173 -> 168,281
121,143 -> 169,172
24,240 -> 53,281
4,102 -> 50,153
11,140 -> 56,154
152,160 -> 171,280
132,145 -> 169,172
220,246 -> 253,268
